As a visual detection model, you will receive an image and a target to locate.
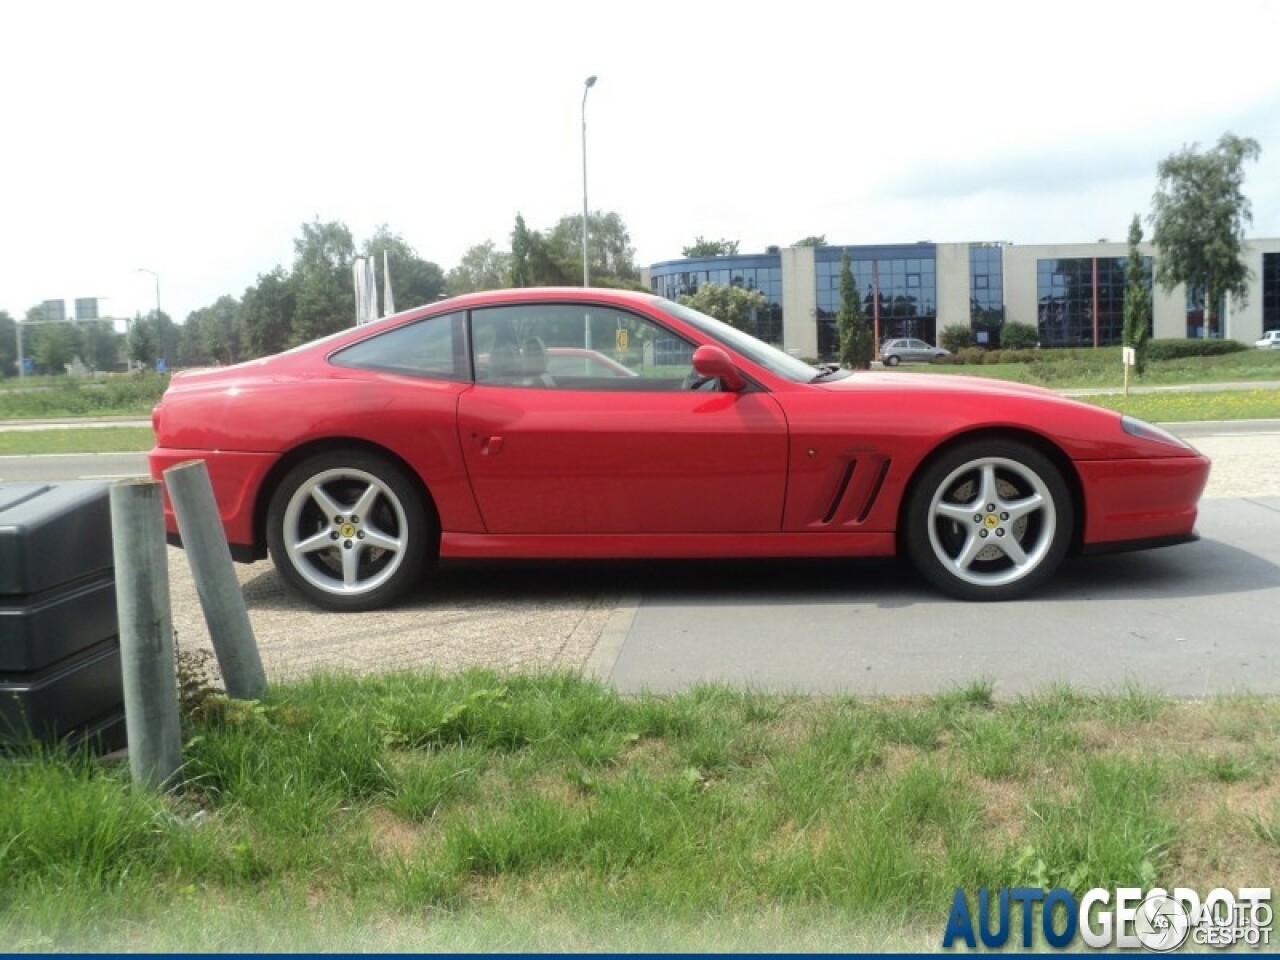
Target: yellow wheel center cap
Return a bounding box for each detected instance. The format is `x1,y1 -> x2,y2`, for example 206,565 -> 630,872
340,523 -> 356,538
984,514 -> 999,530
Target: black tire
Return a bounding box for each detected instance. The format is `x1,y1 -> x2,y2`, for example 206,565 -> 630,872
904,440 -> 1072,601
266,450 -> 433,611
885,355 -> 901,367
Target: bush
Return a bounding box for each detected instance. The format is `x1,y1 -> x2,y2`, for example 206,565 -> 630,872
1144,339 -> 1248,361
935,348 -> 1040,366
939,324 -> 974,353
1001,323 -> 1039,350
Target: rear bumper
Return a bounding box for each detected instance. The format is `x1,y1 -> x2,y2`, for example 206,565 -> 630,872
148,447 -> 278,555
1076,453 -> 1211,548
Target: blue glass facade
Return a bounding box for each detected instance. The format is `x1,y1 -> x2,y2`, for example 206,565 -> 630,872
969,244 -> 1004,346
648,254 -> 783,344
1036,256 -> 1151,347
815,244 -> 937,356
1265,253 -> 1280,333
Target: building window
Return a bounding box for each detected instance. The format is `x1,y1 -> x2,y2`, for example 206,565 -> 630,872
1035,256 -> 1150,348
1185,285 -> 1223,339
814,246 -> 938,358
969,245 -> 1005,344
1261,253 -> 1280,332
648,254 -> 784,346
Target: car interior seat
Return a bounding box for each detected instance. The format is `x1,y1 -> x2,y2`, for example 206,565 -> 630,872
520,337 -> 556,387
488,339 -> 523,384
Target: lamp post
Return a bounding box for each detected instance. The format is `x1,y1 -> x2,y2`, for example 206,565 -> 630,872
581,75 -> 597,288
137,268 -> 161,320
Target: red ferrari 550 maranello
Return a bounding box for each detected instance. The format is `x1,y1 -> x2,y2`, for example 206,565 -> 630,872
150,287 -> 1210,611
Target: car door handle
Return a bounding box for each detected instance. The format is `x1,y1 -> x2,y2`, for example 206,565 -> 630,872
480,436 -> 505,456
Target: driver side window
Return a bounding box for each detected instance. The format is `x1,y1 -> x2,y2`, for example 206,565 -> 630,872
470,304 -> 700,391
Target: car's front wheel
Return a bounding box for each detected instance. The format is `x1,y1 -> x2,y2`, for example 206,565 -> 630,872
905,440 -> 1072,601
266,450 -> 432,611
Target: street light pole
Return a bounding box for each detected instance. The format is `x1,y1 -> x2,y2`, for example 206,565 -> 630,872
137,268 -> 161,321
581,75 -> 597,289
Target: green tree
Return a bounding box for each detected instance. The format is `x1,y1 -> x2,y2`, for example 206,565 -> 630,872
678,282 -> 767,333
836,252 -> 872,369
0,311 -> 16,377
682,237 -> 740,258
128,315 -> 158,368
79,320 -> 121,371
1122,214 -> 1151,376
34,322 -> 74,374
511,214 -> 571,287
446,240 -> 512,295
792,235 -> 826,247
1150,132 -> 1261,338
548,210 -> 638,283
240,267 -> 296,359
188,296 -> 243,365
291,219 -> 356,343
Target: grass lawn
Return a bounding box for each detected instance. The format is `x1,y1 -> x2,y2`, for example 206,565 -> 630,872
0,427 -> 154,456
903,346 -> 1280,390
3,671 -> 1277,952
1070,389 -> 1280,422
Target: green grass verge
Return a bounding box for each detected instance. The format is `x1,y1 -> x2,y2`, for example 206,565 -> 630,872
0,374 -> 168,419
3,672 -> 1276,951
1071,389 -> 1280,422
0,427 -> 154,456
911,347 -> 1280,389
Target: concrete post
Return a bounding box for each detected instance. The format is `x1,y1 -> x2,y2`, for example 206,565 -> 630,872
163,459 -> 267,701
110,479 -> 183,790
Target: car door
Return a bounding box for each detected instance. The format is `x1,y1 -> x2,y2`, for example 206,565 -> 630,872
457,302 -> 789,534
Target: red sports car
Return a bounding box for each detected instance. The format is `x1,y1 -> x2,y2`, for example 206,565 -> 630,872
150,287 -> 1210,611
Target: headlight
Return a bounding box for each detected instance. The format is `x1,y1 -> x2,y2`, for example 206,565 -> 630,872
1121,415 -> 1191,450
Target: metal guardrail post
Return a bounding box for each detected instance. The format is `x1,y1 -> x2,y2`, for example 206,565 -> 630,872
110,479 -> 183,790
163,460 -> 267,701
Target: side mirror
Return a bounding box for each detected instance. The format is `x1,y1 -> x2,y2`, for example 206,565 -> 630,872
692,345 -> 746,392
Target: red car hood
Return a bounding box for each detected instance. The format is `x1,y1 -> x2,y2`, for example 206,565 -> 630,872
817,371 -> 1061,399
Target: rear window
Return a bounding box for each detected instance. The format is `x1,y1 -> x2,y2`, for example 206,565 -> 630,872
329,311 -> 468,381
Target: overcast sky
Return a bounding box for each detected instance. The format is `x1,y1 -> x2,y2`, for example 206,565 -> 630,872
4,0 -> 1280,325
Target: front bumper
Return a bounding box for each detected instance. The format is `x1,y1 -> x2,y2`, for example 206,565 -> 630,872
1076,453 -> 1211,548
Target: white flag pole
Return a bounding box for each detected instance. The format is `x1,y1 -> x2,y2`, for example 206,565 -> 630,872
382,249 -> 395,317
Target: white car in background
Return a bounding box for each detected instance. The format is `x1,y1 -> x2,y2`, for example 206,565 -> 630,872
1256,330 -> 1280,349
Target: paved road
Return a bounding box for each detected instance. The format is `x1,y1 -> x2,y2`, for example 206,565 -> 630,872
590,496 -> 1280,697
2,424 -> 1278,698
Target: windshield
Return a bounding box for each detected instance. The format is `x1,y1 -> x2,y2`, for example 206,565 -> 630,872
652,296 -> 821,383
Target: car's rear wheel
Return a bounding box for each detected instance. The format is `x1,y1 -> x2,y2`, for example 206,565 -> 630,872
905,440 -> 1072,601
885,355 -> 901,367
266,450 -> 431,611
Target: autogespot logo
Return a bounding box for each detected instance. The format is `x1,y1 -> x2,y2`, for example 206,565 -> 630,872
942,886 -> 1272,951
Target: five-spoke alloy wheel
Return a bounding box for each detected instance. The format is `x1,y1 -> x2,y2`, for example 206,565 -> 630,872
266,451 -> 432,611
905,440 -> 1073,601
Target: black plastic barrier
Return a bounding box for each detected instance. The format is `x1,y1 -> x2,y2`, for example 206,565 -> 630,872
0,482 -> 125,751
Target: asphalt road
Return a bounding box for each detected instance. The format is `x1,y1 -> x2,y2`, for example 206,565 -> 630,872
2,422 -> 1278,698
